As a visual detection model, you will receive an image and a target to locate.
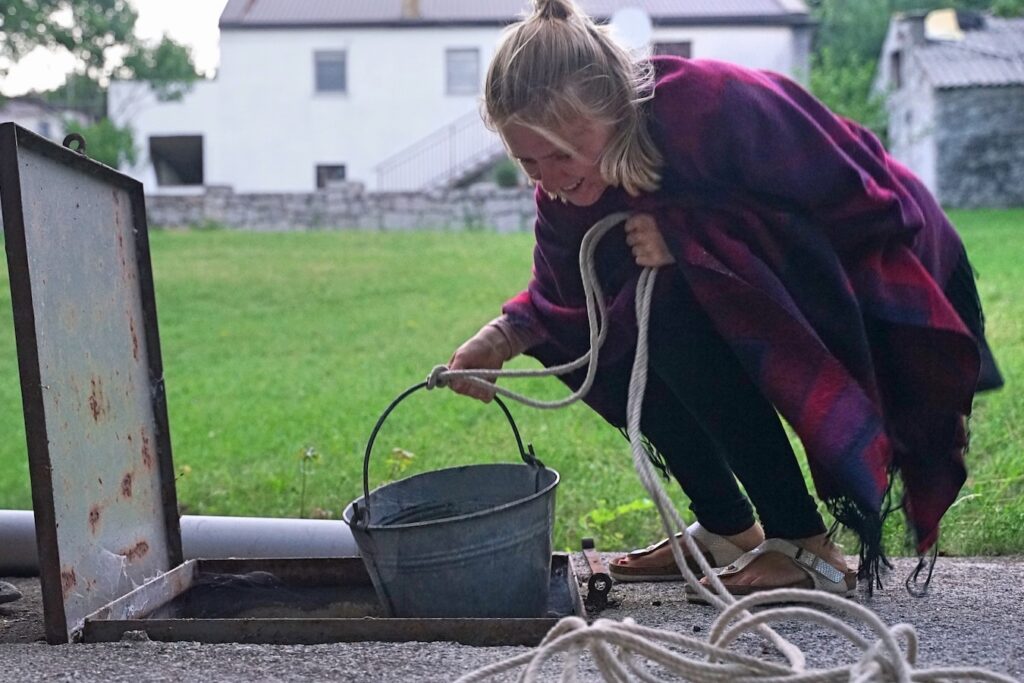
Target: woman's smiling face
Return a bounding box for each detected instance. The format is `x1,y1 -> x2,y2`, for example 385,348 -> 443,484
502,120 -> 612,207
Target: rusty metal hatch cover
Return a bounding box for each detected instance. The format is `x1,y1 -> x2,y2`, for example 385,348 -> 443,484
1,123 -> 587,647
0,123 -> 183,644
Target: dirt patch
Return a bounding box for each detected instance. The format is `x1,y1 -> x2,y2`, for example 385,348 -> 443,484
0,576 -> 45,643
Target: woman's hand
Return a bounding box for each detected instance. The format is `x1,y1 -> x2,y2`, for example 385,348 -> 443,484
447,325 -> 510,402
625,213 -> 676,267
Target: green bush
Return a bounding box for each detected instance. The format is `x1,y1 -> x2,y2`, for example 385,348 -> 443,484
62,118 -> 136,169
809,48 -> 888,141
493,159 -> 521,188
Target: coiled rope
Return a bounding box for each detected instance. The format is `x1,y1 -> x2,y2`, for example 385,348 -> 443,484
427,213 -> 1015,682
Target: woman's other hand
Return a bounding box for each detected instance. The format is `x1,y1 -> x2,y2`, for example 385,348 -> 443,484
447,325 -> 511,402
625,213 -> 676,267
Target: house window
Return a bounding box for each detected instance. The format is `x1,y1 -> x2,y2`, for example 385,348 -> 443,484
653,42 -> 692,58
315,51 -> 347,93
316,164 -> 347,189
149,135 -> 204,186
446,48 -> 479,95
890,50 -> 903,90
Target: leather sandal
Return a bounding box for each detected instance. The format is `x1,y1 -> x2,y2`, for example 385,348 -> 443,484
609,522 -> 746,583
685,538 -> 858,602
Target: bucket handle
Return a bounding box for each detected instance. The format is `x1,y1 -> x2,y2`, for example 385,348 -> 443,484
353,381 -> 544,528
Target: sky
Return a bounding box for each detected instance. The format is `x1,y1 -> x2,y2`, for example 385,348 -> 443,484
0,0 -> 229,97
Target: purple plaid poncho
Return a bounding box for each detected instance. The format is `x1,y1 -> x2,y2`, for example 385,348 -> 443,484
501,57 -> 983,563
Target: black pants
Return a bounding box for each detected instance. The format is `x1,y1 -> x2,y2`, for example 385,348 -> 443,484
609,273 -> 825,539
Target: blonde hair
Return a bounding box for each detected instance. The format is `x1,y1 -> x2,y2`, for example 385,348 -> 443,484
483,0 -> 663,196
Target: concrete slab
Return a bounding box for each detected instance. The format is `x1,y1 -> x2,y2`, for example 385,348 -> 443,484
1,555 -> 1022,682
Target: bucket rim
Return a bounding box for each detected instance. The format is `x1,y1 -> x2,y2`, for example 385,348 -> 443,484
342,463 -> 559,531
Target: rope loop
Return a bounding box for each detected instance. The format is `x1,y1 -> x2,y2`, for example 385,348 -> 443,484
425,364 -> 449,390
437,213 -> 1015,683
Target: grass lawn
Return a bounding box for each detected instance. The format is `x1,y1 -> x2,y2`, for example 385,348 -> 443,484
0,209 -> 1021,556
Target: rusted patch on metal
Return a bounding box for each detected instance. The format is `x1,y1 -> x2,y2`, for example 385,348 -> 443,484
120,540 -> 150,562
88,505 -> 102,534
61,568 -> 77,597
120,472 -> 133,498
140,429 -> 153,470
88,376 -> 108,421
129,318 -> 139,361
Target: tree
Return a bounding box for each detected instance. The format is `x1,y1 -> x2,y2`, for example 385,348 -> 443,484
1,0 -> 60,66
119,35 -> 198,103
992,0 -> 1024,16
2,0 -> 199,167
2,0 -> 199,107
810,48 -> 887,138
38,72 -> 106,117
2,0 -> 138,79
36,0 -> 139,82
62,117 -> 135,168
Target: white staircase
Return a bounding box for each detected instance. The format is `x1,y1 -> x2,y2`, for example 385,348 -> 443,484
375,110 -> 507,191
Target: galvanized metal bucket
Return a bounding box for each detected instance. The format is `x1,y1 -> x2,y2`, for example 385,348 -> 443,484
343,382 -> 559,618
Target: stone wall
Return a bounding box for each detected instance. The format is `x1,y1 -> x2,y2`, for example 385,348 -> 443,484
936,86 -> 1024,208
145,183 -> 538,232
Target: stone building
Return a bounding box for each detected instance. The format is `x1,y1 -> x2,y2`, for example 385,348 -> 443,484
875,10 -> 1024,208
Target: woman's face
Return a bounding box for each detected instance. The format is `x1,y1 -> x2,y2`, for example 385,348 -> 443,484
502,120 -> 612,207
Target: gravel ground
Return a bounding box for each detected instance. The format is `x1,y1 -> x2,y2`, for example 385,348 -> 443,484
1,555 -> 1022,682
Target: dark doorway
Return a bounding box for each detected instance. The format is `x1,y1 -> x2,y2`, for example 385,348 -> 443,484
150,135 -> 204,186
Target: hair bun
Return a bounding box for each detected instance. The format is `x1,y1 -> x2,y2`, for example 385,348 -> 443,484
533,0 -> 574,20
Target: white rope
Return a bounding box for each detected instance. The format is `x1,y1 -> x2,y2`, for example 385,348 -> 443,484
427,212 -> 628,408
431,214 -> 1016,683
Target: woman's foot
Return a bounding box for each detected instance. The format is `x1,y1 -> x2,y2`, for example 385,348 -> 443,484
610,522 -> 765,582
695,533 -> 857,596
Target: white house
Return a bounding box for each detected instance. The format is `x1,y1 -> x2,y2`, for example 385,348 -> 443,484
0,97 -> 90,143
110,0 -> 813,194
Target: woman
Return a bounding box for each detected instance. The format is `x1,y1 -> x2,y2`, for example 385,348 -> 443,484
447,0 -> 1001,595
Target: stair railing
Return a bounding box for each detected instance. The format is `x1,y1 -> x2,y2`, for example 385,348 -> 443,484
375,110 -> 506,191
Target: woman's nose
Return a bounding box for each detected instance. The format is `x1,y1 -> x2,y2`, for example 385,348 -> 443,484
535,161 -> 561,186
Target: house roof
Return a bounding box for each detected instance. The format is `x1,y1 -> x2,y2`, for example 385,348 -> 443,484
914,17 -> 1024,88
0,96 -> 75,119
219,0 -> 812,29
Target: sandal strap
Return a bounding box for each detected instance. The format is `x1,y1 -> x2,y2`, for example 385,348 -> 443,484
716,538 -> 850,592
627,536 -> 672,558
626,522 -> 744,567
688,522 -> 744,567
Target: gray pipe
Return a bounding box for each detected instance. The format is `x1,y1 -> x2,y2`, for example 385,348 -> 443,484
1,510 -> 37,575
0,509 -> 358,576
